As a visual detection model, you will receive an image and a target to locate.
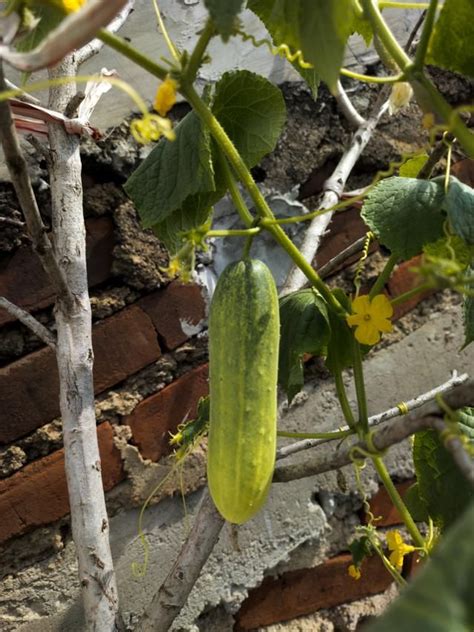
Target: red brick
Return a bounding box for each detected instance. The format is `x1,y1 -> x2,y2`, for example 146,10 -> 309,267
0,305 -> 160,444
451,158 -> 474,187
363,479 -> 415,527
0,218 -> 114,327
387,256 -> 434,320
139,281 -> 206,350
235,553 -> 393,630
0,422 -> 123,544
314,207 -> 377,275
126,364 -> 209,461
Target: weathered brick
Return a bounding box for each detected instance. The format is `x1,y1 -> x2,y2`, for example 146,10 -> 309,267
451,158 -> 474,187
235,554 -> 393,630
139,281 -> 206,350
387,256 -> 434,320
126,364 -> 209,461
0,305 -> 160,443
0,422 -> 123,544
363,479 -> 415,527
0,218 -> 114,327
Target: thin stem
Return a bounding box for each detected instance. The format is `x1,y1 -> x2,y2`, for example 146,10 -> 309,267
206,228 -> 260,238
362,0 -> 412,69
335,371 -> 356,429
98,29 -> 168,80
369,252 -> 399,299
217,151 -> 254,227
372,455 -> 426,548
152,0 -> 181,63
379,1 -> 430,8
413,0 -> 439,70
340,68 -> 404,84
182,84 -> 345,315
390,282 -> 432,306
352,341 -> 369,434
277,429 -> 354,440
185,20 -> 216,83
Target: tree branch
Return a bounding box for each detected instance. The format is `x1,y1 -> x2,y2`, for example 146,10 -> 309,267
76,0 -> 135,66
0,297 -> 56,349
0,63 -> 72,307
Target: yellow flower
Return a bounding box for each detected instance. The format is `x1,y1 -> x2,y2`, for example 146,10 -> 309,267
58,0 -> 86,13
348,564 -> 361,580
346,294 -> 393,346
388,82 -> 413,115
386,530 -> 415,570
130,114 -> 175,145
154,77 -> 178,117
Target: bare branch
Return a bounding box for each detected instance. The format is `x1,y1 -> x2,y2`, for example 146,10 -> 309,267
0,64 -> 73,307
0,297 -> 56,349
276,372 -> 469,461
318,235 -> 367,279
76,0 -> 135,66
0,0 -> 128,72
334,81 -> 366,129
140,487 -> 225,632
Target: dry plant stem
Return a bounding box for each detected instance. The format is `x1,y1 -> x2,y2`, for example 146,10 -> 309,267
273,413 -> 472,483
139,487 -> 225,632
0,296 -> 56,348
281,92 -> 389,296
318,236 -> 368,279
417,134 -> 452,180
76,0 -> 136,66
48,58 -> 121,631
276,372 -> 469,460
0,64 -> 72,306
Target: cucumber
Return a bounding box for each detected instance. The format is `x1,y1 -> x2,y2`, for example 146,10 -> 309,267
207,258 -> 279,524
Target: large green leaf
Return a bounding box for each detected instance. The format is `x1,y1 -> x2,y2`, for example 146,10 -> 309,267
325,289 -> 354,375
413,408 -> 474,531
204,0 -> 245,41
427,0 -> 474,78
212,70 -> 286,169
278,289 -> 330,402
445,177 -> 474,245
124,111 -> 216,228
247,0 -> 353,92
361,177 -> 446,259
367,502 -> 474,632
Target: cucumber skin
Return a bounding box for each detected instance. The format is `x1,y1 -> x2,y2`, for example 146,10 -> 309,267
207,259 -> 279,524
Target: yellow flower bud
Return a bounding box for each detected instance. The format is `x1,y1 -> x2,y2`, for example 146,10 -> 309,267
154,77 -> 178,117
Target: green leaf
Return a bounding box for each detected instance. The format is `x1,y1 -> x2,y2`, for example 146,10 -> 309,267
325,289 -> 354,375
366,501 -> 474,632
212,70 -> 286,169
413,411 -> 474,531
351,12 -> 373,46
403,483 -> 429,523
399,153 -> 429,178
124,111 -> 216,228
349,535 -> 373,568
16,5 -> 64,54
247,0 -> 353,92
463,293 -> 474,349
361,177 -> 446,259
204,0 -> 244,41
427,0 -> 474,78
278,289 -> 330,402
444,177 -> 474,245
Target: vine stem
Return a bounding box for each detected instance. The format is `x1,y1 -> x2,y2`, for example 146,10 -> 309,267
207,228 -> 260,238
185,20 -> 215,82
369,252 -> 399,299
413,0 -> 439,69
372,455 -> 426,549
98,29 -> 168,80
391,282 -> 433,306
278,428 -> 354,440
217,150 -> 254,227
335,371 -> 356,429
352,340 -> 369,434
340,68 -> 404,83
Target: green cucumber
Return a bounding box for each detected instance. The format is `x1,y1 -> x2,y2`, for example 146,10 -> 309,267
207,258 -> 279,524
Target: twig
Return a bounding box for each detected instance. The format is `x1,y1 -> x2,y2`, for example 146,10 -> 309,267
276,372 -> 469,461
0,63 -> 72,307
76,0 -> 135,66
0,297 -> 56,349
334,80 -> 366,129
318,236 -> 368,279
417,133 -> 453,180
139,488 -> 225,632
0,215 -> 25,228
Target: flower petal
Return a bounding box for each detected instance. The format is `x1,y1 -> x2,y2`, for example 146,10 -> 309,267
351,295 -> 371,315
347,313 -> 365,327
355,323 -> 380,346
371,294 -> 394,319
372,315 -> 393,334
387,530 -> 403,550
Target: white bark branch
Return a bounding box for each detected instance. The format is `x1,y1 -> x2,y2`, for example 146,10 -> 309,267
334,81 -> 366,128
76,0 -> 136,66
280,89 -> 390,297
48,58 -> 121,631
139,487 -> 225,632
0,296 -> 56,349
